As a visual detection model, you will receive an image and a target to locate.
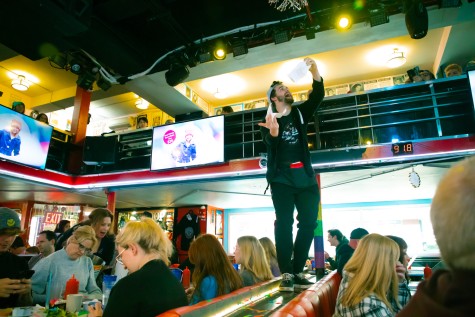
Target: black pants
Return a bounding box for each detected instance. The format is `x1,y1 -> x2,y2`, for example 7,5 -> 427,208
270,182 -> 320,275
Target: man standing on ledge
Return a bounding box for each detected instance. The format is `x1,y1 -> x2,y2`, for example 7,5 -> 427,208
259,57 -> 324,292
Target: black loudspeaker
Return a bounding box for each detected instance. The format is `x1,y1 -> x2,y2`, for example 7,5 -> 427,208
175,111 -> 209,123
405,0 -> 428,39
83,136 -> 118,165
165,63 -> 189,87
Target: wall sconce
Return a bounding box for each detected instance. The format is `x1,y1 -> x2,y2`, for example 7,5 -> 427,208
386,48 -> 407,68
11,75 -> 30,91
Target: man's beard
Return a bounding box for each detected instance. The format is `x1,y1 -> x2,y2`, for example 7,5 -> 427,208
277,95 -> 294,104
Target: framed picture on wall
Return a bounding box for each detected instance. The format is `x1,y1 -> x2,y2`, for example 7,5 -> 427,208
215,210 -> 223,235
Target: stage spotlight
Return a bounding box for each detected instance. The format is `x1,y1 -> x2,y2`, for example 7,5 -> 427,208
97,75 -> 112,91
70,61 -> 83,75
165,63 -> 189,87
199,51 -> 212,63
213,47 -> 226,60
49,53 -> 68,69
76,71 -> 96,90
369,8 -> 389,27
273,29 -> 291,44
213,39 -> 227,60
438,0 -> 461,7
335,12 -> 353,30
232,40 -> 248,57
305,28 -> 316,40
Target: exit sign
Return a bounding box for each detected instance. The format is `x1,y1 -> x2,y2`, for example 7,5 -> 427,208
43,212 -> 63,225
391,142 -> 414,155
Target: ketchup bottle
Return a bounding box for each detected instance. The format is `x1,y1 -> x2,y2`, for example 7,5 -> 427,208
423,264 -> 432,280
182,266 -> 191,289
63,274 -> 79,299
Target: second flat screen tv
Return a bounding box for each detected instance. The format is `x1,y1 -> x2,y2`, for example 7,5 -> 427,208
151,115 -> 224,171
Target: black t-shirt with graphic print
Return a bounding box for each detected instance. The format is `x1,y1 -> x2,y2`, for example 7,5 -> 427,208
272,113 -> 316,188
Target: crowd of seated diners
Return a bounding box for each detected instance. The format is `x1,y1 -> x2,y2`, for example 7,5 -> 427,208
3,155 -> 475,317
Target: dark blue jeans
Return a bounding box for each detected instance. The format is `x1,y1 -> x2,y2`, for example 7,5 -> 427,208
270,182 -> 320,275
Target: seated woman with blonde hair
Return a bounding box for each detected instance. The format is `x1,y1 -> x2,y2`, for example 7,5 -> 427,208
32,226 -> 101,305
187,234 -> 243,304
88,218 -> 187,317
234,236 -> 273,287
259,237 -> 281,277
334,233 -> 408,317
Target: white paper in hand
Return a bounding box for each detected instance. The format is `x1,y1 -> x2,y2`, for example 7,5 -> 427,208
267,105 -> 288,118
288,61 -> 310,83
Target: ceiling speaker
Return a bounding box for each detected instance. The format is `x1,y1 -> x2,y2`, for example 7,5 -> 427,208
405,0 -> 428,39
165,63 -> 189,87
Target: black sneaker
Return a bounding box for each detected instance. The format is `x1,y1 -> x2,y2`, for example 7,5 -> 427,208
279,273 -> 294,292
294,273 -> 313,289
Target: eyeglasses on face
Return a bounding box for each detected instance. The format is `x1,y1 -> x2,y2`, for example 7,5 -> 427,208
116,247 -> 128,265
75,240 -> 92,254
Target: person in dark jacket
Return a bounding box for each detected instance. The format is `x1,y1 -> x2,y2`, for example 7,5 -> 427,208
337,228 -> 369,276
397,156 -> 475,317
325,229 -> 349,270
55,208 -> 115,265
258,57 -> 324,292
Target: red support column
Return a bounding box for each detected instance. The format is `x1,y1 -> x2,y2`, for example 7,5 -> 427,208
20,201 -> 34,245
67,86 -> 92,174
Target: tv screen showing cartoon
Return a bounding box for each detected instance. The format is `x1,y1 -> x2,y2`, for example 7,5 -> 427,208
151,115 -> 224,171
0,104 -> 53,170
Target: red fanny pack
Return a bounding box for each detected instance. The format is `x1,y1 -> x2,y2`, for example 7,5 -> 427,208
290,162 -> 304,169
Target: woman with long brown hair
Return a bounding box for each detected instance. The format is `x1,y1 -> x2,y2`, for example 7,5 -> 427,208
187,234 -> 242,304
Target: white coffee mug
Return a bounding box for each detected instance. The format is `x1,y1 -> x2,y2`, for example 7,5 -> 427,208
66,293 -> 83,312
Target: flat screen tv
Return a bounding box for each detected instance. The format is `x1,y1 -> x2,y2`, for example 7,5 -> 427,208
468,70 -> 475,110
0,104 -> 53,170
151,115 -> 224,171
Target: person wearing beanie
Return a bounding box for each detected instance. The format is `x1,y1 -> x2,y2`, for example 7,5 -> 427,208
336,228 -> 369,276
0,207 -> 33,309
397,157 -> 475,317
258,57 -> 324,292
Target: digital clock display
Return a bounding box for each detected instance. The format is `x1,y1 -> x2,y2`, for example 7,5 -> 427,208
391,142 -> 413,155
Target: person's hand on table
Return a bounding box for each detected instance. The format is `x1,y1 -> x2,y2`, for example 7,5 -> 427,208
88,301 -> 103,317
